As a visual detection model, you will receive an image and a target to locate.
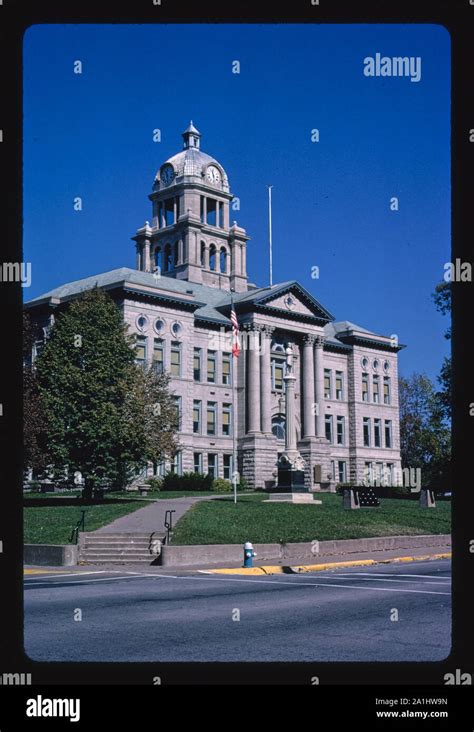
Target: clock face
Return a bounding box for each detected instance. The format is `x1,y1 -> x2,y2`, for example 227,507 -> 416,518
160,164 -> 175,186
206,165 -> 221,184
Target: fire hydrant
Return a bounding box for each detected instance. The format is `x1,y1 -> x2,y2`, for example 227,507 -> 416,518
243,541 -> 256,568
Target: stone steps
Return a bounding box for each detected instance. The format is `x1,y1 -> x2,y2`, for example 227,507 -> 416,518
79,532 -> 166,565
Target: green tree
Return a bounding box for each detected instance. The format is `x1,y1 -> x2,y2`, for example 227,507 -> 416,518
399,373 -> 451,489
23,311 -> 50,476
35,288 -> 178,500
432,281 -> 451,422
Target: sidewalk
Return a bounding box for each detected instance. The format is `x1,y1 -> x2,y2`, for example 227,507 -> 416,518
94,495 -> 213,534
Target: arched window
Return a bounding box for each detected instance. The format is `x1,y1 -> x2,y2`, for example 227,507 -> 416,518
200,241 -> 206,267
164,244 -> 172,272
209,244 -> 217,271
155,247 -> 162,270
220,247 -> 227,274
271,338 -> 286,353
173,242 -> 179,267
272,415 -> 286,440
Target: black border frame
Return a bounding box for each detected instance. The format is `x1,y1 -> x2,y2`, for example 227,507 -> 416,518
0,0 -> 473,700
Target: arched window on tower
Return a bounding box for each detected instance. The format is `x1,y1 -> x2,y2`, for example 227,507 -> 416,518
164,244 -> 172,272
219,247 -> 227,274
209,244 -> 217,271
200,241 -> 206,267
272,415 -> 286,441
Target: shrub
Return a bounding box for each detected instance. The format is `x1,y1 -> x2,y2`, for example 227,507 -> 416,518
145,477 -> 163,492
212,478 -> 232,493
161,472 -> 214,492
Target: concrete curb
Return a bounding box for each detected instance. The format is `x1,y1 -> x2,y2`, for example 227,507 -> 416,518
200,552 -> 452,575
160,534 -> 451,568
24,544 -> 79,567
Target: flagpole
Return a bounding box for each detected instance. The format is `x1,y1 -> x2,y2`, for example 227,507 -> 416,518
230,290 -> 238,505
268,185 -> 273,287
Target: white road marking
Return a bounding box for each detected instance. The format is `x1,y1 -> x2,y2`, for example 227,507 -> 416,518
340,572 -> 451,579
24,574 -> 148,587
24,570 -> 107,580
55,571 -> 451,596
296,575 -> 451,586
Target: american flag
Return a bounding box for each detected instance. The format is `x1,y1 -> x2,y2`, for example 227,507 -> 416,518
230,305 -> 240,358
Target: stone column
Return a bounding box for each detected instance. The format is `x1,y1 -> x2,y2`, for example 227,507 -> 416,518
314,336 -> 325,437
136,243 -> 141,271
260,326 -> 274,434
143,239 -> 151,272
203,244 -> 210,270
284,359 -> 297,453
302,335 -> 316,437
247,326 -> 261,434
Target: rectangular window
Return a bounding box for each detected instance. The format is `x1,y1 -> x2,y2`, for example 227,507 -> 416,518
336,416 -> 345,445
170,341 -> 181,377
223,454 -> 232,481
207,350 -> 216,383
373,376 -> 380,404
194,453 -> 203,474
207,198 -> 217,226
208,453 -> 218,479
170,451 -> 182,475
222,403 -> 232,436
135,335 -> 147,365
324,369 -> 332,399
363,417 -> 371,447
193,348 -> 202,381
207,402 -> 217,436
362,373 -> 369,402
383,377 -> 391,405
193,400 -> 201,434
153,338 -> 164,374
335,371 -> 343,400
222,352 -> 231,385
172,396 -> 182,431
385,420 -> 392,448
375,462 -> 384,483
374,418 -> 381,447
338,461 -> 347,483
386,463 -> 394,485
271,359 -> 285,391
325,414 -> 333,443
364,461 -> 373,484
218,202 -> 224,228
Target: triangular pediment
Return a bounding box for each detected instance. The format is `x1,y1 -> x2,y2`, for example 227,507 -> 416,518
246,282 -> 334,322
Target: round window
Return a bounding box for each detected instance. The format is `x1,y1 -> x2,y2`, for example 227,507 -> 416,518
361,357 -> 369,369
137,315 -> 148,331
171,322 -> 182,337
155,318 -> 166,334
383,360 -> 390,372
373,359 -> 379,371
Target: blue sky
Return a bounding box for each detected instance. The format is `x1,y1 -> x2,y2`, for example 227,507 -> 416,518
23,24 -> 451,380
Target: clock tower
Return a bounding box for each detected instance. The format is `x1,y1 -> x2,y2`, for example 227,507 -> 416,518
132,122 -> 249,292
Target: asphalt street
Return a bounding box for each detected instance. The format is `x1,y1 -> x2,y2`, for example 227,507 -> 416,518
24,559 -> 451,662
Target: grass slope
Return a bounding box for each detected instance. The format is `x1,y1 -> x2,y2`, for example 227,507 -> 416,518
171,493 -> 451,545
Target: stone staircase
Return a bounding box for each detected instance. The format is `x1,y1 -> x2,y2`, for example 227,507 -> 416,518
78,532 -> 166,565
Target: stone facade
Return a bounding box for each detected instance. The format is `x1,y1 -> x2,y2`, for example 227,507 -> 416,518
25,123 -> 404,490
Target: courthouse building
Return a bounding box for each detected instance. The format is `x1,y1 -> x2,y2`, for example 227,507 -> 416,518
25,123 -> 404,490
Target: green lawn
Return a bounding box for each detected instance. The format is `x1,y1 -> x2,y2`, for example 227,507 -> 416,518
171,493 -> 451,545
24,500 -> 147,544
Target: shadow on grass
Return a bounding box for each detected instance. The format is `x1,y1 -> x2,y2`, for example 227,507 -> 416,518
23,498 -> 142,507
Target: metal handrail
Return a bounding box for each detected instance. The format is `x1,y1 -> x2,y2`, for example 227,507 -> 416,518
69,509 -> 86,544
